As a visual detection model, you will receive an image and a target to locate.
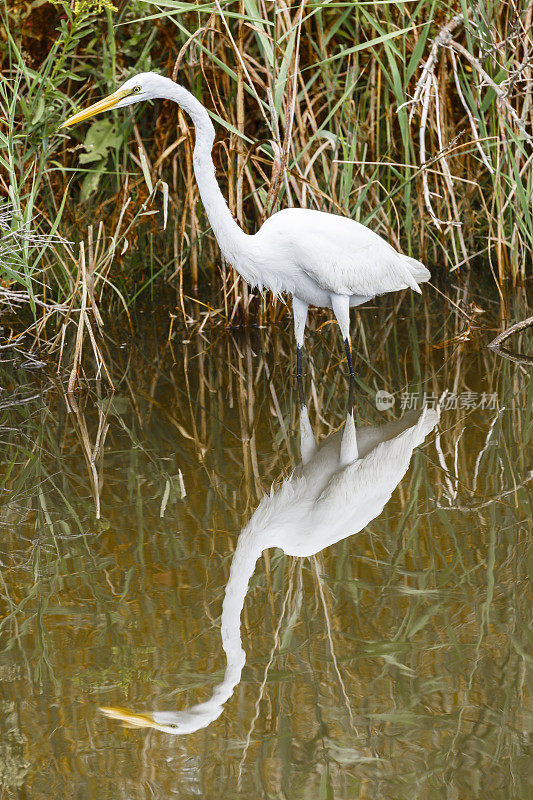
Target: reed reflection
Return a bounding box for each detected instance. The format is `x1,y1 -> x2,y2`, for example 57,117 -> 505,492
101,399 -> 438,735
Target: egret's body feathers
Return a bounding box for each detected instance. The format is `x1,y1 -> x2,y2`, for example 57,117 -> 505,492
254,207 -> 428,303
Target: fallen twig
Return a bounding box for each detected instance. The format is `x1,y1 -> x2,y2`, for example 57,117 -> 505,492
488,315 -> 533,365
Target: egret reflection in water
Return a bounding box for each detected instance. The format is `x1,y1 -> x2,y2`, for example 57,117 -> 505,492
101,402 -> 439,735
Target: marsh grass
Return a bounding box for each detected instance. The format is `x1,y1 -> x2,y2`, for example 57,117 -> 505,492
0,0 -> 532,373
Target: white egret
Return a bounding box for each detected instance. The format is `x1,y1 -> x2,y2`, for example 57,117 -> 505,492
60,73 -> 431,375
101,402 -> 438,735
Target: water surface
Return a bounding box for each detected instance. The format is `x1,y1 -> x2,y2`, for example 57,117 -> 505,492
0,292 -> 531,798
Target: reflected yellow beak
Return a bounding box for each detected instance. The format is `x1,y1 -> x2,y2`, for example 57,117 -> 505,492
100,706 -> 157,729
59,88 -> 131,129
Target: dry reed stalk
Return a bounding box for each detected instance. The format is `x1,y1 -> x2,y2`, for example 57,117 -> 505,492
237,1 -> 250,321
450,38 -> 533,146
68,244 -> 87,393
86,225 -> 103,328
237,560 -> 298,791
408,12 -> 468,231
66,241 -> 114,393
66,390 -> 112,519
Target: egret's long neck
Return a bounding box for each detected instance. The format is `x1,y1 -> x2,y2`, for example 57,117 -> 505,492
201,531 -> 263,714
175,527 -> 264,733
166,82 -> 253,272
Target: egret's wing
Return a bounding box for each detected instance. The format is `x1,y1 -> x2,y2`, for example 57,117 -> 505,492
314,408 -> 438,532
268,209 -> 422,297
355,409 -> 426,458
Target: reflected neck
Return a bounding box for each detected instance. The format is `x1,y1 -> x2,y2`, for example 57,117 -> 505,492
190,531 -> 263,721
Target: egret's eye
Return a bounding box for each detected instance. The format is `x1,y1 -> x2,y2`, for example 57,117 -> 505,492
132,86 -> 142,94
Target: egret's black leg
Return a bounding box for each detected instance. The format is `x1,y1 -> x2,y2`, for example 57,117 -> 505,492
344,338 -> 355,379
296,345 -> 303,379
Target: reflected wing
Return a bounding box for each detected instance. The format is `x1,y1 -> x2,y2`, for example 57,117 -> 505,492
314,408 -> 438,532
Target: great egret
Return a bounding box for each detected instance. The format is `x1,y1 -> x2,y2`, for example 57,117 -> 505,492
101,402 -> 438,735
60,73 -> 431,376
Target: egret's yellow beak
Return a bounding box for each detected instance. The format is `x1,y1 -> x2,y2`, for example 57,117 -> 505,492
59,88 -> 132,129
100,706 -> 157,729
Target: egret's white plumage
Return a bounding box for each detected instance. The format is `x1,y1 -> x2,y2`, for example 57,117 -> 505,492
61,72 -> 430,374
100,403 -> 438,735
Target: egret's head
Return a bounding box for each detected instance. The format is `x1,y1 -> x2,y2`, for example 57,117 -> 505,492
100,702 -> 220,735
59,72 -> 168,129
100,706 -> 189,735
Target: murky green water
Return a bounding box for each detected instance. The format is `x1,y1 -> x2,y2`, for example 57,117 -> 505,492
1,292 -> 532,798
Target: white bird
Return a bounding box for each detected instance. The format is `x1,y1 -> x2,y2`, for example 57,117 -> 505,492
60,72 -> 431,376
100,402 -> 438,735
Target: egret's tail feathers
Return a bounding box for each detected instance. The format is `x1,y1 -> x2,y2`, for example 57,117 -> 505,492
402,255 -> 431,285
